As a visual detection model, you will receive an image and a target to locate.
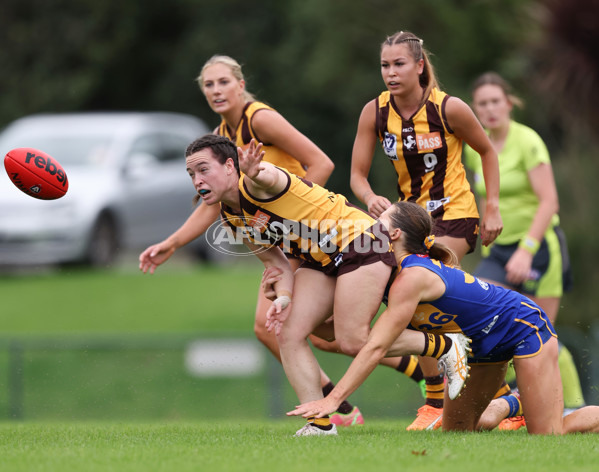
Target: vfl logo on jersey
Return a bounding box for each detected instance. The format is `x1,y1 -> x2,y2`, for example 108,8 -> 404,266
383,132 -> 398,160
416,132 -> 442,151
403,135 -> 417,151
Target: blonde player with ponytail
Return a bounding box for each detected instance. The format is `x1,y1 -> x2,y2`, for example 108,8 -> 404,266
350,30 -> 503,430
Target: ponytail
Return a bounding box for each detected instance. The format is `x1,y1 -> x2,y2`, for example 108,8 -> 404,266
388,201 -> 458,267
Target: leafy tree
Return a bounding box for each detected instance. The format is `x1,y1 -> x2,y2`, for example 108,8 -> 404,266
1,0 -> 597,331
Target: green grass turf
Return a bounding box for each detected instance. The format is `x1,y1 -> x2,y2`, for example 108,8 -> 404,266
0,262 -> 262,334
0,421 -> 597,472
0,262 -> 425,422
0,337 -> 425,421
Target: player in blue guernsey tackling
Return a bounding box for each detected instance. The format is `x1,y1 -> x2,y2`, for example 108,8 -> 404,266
173,135 -> 471,437
288,201 -> 599,434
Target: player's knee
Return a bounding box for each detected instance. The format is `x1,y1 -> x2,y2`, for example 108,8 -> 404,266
476,413 -> 496,431
253,320 -> 270,344
276,324 -> 305,347
253,321 -> 265,339
310,336 -> 339,353
443,416 -> 478,432
337,338 -> 366,357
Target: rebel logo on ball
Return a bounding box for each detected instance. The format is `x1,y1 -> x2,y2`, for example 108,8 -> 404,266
4,147 -> 69,200
24,151 -> 68,187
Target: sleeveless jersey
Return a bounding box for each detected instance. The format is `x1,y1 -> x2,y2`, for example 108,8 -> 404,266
375,88 -> 478,221
220,168 -> 377,268
400,254 -> 551,358
464,120 -> 559,244
217,101 -> 307,177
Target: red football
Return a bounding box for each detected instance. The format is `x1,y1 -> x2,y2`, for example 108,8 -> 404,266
4,147 -> 69,200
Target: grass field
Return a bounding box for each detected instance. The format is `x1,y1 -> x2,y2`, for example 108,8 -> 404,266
0,260 -> 424,422
0,260 -> 262,334
1,260 -> 598,472
1,421 -> 598,472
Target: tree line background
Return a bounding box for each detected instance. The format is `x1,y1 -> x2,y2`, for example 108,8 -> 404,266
1,0 -> 598,331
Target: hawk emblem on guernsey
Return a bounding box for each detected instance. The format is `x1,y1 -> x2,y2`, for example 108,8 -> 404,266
403,135 -> 416,151
383,132 -> 398,160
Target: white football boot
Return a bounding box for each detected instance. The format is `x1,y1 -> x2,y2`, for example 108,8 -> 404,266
437,333 -> 471,400
294,422 -> 338,437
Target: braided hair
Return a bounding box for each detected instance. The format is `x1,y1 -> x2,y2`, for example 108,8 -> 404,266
381,31 -> 440,104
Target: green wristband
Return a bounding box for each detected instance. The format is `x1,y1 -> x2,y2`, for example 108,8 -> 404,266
518,236 -> 540,255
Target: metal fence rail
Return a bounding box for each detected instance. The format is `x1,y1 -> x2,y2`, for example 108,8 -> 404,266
1,325 -> 598,421
0,334 -> 286,421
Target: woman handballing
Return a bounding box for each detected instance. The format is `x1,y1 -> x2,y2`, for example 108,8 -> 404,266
182,135 -> 470,436
138,55 -> 372,425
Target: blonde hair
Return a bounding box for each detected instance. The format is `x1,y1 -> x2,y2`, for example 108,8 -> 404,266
381,31 -> 439,102
196,55 -> 256,102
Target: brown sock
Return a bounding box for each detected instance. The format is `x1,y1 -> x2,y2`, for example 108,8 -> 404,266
424,374 -> 444,408
420,333 -> 452,359
396,355 -> 424,383
322,381 -> 353,414
307,416 -> 333,430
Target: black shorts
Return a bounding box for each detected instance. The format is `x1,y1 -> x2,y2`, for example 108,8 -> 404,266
299,221 -> 397,277
474,226 -> 573,297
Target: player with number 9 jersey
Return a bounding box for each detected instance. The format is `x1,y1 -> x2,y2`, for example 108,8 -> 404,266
351,31 -> 503,260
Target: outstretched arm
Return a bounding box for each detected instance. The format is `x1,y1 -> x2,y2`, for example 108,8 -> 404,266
287,268 -> 435,418
238,139 -> 288,198
139,202 -> 220,274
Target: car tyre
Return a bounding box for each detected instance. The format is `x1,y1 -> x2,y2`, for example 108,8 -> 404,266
86,214 -> 119,267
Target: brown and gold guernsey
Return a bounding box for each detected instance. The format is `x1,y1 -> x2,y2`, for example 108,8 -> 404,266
375,88 -> 478,221
217,101 -> 307,177
220,168 -> 376,268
